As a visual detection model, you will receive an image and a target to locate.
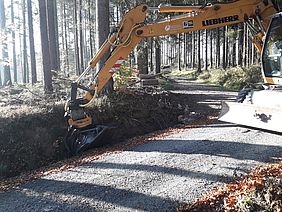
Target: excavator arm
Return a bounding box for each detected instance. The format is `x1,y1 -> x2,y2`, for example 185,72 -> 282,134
65,0 -> 278,154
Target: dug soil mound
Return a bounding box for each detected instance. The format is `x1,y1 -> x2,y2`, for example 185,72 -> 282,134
0,86 -> 214,179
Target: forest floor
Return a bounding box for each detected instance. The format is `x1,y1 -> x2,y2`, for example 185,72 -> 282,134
0,76 -> 281,211
0,75 -> 233,179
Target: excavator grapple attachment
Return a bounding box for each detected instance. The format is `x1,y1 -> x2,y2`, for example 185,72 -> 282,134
64,125 -> 109,155
219,101 -> 282,133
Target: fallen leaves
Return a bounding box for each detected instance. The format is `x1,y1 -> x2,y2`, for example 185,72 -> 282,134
179,162 -> 282,211
0,114 -> 217,192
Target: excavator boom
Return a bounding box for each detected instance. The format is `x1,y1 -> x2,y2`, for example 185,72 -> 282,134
64,0 -> 280,154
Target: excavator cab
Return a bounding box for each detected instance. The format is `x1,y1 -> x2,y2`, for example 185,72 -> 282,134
262,12 -> 282,84
219,12 -> 282,133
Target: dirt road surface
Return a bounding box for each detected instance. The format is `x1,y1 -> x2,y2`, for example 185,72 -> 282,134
1,80 -> 281,211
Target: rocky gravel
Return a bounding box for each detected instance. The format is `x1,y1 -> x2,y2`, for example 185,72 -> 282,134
0,80 -> 281,211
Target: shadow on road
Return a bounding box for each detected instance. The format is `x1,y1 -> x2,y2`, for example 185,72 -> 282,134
81,161 -> 229,183
132,139 -> 282,163
0,190 -> 88,211
15,178 -> 178,211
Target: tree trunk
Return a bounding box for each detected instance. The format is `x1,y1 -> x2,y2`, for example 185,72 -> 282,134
53,0 -> 60,70
238,23 -> 244,67
46,0 -> 59,71
0,0 -> 11,86
178,34 -> 182,71
60,0 -> 65,74
79,0 -> 84,71
63,1 -> 69,74
192,32 -> 196,69
222,27 -> 226,70
96,0 -> 113,93
38,0 -> 52,92
137,41 -> 149,74
216,28 -> 221,68
189,33 -> 192,68
243,23 -> 248,67
210,30 -> 213,69
197,30 -> 201,73
205,29 -> 208,71
155,38 -> 161,74
150,38 -> 153,72
184,33 -> 187,70
74,0 -> 80,75
27,0 -> 37,84
22,0 -> 28,83
11,0 -> 17,83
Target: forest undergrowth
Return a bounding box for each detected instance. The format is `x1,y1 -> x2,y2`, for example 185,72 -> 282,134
169,65 -> 263,91
0,74 -> 209,179
0,70 -> 280,212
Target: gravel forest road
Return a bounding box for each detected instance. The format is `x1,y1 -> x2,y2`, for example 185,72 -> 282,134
1,80 -> 282,212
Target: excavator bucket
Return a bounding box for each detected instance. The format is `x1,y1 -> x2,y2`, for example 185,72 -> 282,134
64,125 -> 109,155
219,101 -> 282,133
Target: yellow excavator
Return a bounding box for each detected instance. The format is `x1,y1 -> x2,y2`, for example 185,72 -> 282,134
64,0 -> 282,154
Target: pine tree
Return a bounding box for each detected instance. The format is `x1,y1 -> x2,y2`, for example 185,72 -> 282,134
0,0 -> 12,86
38,0 -> 53,92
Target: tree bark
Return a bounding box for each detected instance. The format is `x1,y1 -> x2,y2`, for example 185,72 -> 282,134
192,32 -> 196,69
184,33 -> 187,70
205,30 -> 208,71
238,23 -> 244,67
53,0 -> 60,70
150,38 -> 153,72
11,0 -> 17,83
178,34 -> 182,71
155,38 -> 161,74
0,0 -> 11,85
46,0 -> 59,71
38,0 -> 53,92
210,30 -> 213,69
22,0 -> 28,83
27,0 -> 37,84
137,41 -> 149,74
62,1 -> 69,74
197,30 -> 201,73
74,0 -> 80,75
96,0 -> 113,93
222,27 -> 226,70
79,0 -> 84,71
216,28 -> 221,68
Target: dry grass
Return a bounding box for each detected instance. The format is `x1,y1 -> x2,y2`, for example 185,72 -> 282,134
198,65 -> 263,90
